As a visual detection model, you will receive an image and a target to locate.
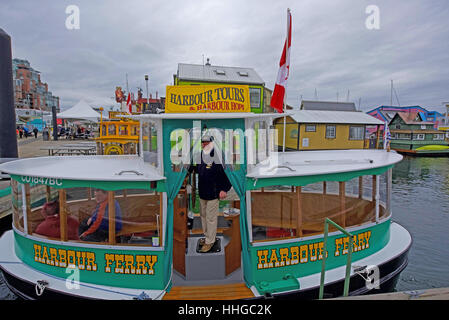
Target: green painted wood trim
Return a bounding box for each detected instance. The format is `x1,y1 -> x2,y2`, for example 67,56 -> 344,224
14,231 -> 166,290
249,219 -> 390,294
246,165 -> 393,190
9,174 -> 163,192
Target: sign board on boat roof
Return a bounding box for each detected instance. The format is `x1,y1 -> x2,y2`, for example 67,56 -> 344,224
165,85 -> 250,113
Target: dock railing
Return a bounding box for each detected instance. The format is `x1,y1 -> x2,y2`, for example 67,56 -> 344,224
319,218 -> 354,299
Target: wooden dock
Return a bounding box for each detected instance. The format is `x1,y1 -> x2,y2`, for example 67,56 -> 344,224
332,287 -> 449,300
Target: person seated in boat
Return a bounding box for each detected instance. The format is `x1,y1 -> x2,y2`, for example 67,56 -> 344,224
78,189 -> 122,242
35,200 -> 79,240
189,134 -> 233,253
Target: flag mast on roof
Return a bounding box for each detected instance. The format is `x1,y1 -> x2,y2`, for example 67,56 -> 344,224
270,8 -> 292,152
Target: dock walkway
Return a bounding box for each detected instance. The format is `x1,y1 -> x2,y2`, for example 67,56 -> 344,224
333,287 -> 449,300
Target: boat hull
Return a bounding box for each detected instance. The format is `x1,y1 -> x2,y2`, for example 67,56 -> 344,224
393,148 -> 449,157
0,223 -> 411,300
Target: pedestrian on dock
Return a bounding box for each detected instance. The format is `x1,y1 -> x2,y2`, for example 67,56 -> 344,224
33,127 -> 38,139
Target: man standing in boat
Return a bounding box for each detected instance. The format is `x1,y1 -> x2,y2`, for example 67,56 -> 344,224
190,134 -> 233,253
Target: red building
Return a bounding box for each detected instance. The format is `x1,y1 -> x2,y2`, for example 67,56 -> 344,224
12,58 -> 60,112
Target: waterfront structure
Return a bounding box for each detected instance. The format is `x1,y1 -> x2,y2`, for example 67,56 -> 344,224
0,84 -> 411,299
300,100 -> 357,112
274,109 -> 383,151
367,105 -> 445,130
388,111 -> 449,156
437,103 -> 449,140
12,59 -> 59,112
173,60 -> 265,113
95,111 -> 140,155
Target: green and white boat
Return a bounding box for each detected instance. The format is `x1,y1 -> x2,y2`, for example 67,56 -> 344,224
0,110 -> 411,300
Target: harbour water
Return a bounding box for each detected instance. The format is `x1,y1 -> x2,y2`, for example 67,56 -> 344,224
1,155 -> 448,299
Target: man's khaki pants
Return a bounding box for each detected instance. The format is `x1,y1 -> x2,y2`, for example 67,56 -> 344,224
199,188 -> 238,245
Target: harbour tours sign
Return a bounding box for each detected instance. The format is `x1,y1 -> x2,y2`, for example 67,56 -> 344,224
165,85 -> 250,113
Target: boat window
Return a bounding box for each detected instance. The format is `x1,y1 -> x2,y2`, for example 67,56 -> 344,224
248,120 -> 277,171
11,179 -> 24,232
26,186 -> 163,246
142,120 -> 158,167
119,125 -> 128,136
101,124 -> 107,137
112,189 -> 163,247
123,142 -> 137,154
413,134 -> 425,140
131,124 -> 139,136
250,176 -> 389,242
108,124 -> 117,136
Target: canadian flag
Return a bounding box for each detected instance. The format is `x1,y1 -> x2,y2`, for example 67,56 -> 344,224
270,9 -> 292,113
126,93 -> 132,115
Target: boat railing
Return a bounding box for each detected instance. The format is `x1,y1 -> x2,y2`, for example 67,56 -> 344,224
319,218 -> 354,299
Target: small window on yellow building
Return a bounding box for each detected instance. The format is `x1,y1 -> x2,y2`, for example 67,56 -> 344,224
326,125 -> 336,139
305,125 -> 316,132
290,129 -> 298,139
349,126 -> 364,140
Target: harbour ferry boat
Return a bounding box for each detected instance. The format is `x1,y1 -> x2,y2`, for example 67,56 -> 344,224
0,85 -> 412,300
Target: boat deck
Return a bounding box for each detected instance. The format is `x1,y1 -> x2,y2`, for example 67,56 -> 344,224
163,283 -> 254,300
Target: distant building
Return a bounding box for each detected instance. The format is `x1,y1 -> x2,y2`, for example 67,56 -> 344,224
274,110 -> 383,151
173,61 -> 265,113
136,92 -> 165,114
12,58 -> 59,112
366,106 -> 445,129
300,100 -> 357,112
388,111 -> 448,155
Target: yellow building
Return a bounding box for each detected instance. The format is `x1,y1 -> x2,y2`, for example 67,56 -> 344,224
275,110 -> 383,150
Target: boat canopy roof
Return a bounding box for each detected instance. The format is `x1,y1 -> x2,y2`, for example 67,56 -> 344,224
0,155 -> 165,182
247,149 -> 402,180
130,112 -> 292,120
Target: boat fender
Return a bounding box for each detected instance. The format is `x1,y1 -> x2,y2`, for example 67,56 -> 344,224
35,280 -> 49,297
133,291 -> 152,300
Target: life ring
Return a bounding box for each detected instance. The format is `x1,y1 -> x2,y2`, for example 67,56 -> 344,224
105,144 -> 124,155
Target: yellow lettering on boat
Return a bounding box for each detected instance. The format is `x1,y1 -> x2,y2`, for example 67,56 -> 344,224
256,230 -> 373,270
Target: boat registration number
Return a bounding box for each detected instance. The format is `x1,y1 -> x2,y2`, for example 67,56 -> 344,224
21,175 -> 63,186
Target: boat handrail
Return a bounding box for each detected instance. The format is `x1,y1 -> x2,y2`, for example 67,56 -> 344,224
115,170 -> 144,176
319,218 -> 354,299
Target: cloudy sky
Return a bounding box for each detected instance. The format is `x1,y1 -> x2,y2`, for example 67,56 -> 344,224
1,0 -> 448,112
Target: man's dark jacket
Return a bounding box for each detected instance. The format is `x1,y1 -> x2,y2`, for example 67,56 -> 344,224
190,149 -> 232,200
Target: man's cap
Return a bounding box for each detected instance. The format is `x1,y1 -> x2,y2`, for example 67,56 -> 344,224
201,135 -> 213,142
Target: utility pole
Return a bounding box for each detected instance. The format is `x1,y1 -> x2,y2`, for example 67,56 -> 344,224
390,80 -> 393,106
145,74 -> 149,113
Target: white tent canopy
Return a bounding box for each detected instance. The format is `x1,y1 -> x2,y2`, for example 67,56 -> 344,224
57,100 -> 103,122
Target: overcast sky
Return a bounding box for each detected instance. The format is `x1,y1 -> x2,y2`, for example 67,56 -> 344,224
1,0 -> 448,113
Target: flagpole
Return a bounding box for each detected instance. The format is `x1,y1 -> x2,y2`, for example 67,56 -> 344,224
282,8 -> 290,153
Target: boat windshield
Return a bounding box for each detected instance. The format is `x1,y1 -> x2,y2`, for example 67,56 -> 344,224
141,120 -> 159,168
249,172 -> 389,242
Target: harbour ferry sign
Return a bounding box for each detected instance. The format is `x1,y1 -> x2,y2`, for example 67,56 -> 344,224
165,85 -> 250,113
